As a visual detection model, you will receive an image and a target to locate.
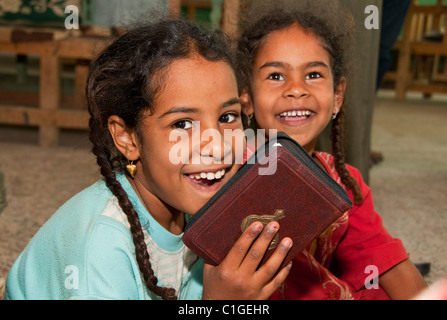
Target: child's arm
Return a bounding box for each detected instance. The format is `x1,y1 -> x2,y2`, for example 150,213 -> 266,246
202,221 -> 293,300
379,259 -> 428,299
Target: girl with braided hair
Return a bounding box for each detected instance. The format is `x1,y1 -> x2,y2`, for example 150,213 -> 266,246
5,19 -> 292,300
236,1 -> 426,300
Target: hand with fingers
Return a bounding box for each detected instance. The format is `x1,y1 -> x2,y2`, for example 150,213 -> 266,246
202,221 -> 293,300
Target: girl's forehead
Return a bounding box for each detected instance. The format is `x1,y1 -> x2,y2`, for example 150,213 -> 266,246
263,23 -> 324,49
256,24 -> 331,64
149,56 -> 239,114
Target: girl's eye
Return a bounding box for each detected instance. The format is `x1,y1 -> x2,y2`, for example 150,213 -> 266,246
219,113 -> 238,123
307,72 -> 322,80
173,120 -> 193,130
268,73 -> 284,81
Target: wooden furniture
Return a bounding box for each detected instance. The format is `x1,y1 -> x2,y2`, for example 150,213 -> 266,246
0,1 -> 241,147
394,0 -> 447,100
0,27 -> 109,147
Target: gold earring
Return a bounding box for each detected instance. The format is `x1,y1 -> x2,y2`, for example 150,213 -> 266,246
126,160 -> 137,178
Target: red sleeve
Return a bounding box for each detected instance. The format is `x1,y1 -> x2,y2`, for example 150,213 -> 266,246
332,165 -> 409,291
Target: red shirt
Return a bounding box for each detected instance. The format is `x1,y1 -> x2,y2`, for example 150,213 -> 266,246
270,152 -> 408,300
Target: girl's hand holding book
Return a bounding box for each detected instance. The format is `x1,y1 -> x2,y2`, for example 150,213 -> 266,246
202,221 -> 292,300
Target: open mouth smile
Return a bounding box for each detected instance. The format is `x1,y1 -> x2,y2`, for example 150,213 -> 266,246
278,109 -> 313,118
276,109 -> 315,125
185,168 -> 228,192
188,169 -> 226,181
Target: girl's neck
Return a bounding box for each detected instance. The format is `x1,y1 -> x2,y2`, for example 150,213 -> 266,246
127,175 -> 185,235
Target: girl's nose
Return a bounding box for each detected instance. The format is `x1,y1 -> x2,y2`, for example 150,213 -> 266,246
199,129 -> 232,163
189,124 -> 233,165
283,78 -> 309,99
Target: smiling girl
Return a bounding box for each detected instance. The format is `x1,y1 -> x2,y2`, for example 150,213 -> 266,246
237,2 -> 426,300
5,19 -> 292,300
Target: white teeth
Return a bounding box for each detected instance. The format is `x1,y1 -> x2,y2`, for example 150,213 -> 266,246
189,169 -> 226,181
280,110 -> 311,117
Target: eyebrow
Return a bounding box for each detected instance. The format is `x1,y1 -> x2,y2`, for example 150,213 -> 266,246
259,61 -> 285,70
158,98 -> 241,119
259,61 -> 329,70
223,97 -> 242,107
306,61 -> 330,69
159,107 -> 200,118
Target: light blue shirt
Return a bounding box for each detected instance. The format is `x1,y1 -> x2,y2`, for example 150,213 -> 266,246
5,173 -> 203,300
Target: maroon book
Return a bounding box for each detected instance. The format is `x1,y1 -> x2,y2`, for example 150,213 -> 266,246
183,132 -> 352,268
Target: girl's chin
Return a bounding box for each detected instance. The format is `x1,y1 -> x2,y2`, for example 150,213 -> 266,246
183,195 -> 214,216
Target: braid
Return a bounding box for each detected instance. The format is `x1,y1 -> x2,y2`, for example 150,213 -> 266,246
330,107 -> 363,204
106,174 -> 177,300
88,118 -> 177,300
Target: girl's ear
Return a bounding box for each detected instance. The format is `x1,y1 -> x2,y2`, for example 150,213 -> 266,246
108,115 -> 140,161
240,88 -> 254,117
333,77 -> 347,113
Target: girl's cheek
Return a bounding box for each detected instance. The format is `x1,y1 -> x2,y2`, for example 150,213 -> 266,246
167,131 -> 192,165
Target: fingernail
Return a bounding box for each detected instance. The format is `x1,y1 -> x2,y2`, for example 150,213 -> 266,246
266,222 -> 278,234
251,222 -> 263,234
281,238 -> 292,249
